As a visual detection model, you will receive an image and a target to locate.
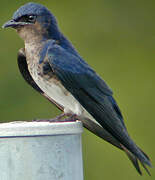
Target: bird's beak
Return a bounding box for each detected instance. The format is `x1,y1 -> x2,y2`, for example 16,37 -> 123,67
2,19 -> 30,29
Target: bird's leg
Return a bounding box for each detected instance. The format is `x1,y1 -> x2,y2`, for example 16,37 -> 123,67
53,113 -> 68,120
61,114 -> 78,122
32,113 -> 78,122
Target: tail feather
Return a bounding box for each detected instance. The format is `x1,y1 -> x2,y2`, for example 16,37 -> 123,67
138,147 -> 151,162
121,144 -> 151,176
135,145 -> 152,167
138,147 -> 152,176
82,118 -> 152,175
121,145 -> 142,175
140,162 -> 151,176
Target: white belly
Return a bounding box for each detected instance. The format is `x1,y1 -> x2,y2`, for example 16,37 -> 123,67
30,66 -> 101,126
25,42 -> 100,126
34,74 -> 83,115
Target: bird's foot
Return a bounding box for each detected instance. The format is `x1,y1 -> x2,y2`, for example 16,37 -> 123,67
32,113 -> 78,123
62,114 -> 78,122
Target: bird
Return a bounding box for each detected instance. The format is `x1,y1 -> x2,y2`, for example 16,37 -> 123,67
2,2 -> 152,175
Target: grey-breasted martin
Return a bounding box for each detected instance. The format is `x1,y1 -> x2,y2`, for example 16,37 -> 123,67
2,2 -> 152,175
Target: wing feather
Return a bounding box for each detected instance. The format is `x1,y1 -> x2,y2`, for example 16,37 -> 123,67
46,43 -> 151,168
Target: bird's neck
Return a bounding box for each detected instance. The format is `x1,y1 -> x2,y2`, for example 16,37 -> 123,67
25,39 -> 46,66
45,25 -> 80,58
24,31 -> 81,65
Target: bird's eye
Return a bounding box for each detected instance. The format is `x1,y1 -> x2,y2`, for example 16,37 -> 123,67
28,15 -> 36,23
17,15 -> 36,23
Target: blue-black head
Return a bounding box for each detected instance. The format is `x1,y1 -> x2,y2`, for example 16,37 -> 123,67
2,2 -> 61,41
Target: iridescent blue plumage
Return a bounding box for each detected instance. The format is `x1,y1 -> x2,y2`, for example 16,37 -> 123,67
2,2 -> 152,175
13,2 -> 54,22
43,40 -> 150,166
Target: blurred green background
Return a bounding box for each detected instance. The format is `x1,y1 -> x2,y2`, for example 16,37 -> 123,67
0,0 -> 154,179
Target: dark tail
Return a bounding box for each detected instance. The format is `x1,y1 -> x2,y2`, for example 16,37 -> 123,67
83,118 -> 152,175
121,144 -> 151,175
